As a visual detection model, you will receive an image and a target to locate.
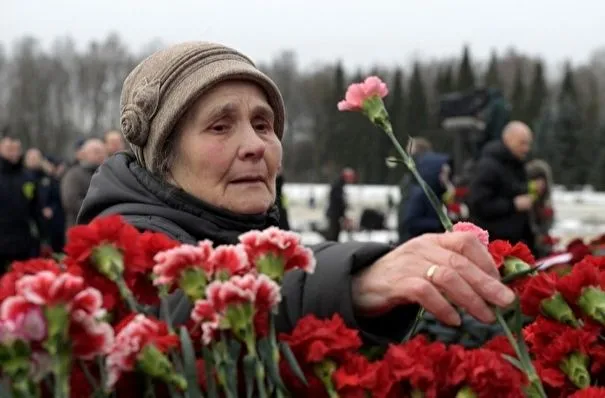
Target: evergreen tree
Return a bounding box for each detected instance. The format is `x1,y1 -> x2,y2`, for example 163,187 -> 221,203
442,64 -> 455,93
405,62 -> 429,137
552,63 -> 584,187
511,63 -> 526,122
386,68 -> 407,184
457,45 -> 475,91
526,61 -> 548,128
484,50 -> 501,87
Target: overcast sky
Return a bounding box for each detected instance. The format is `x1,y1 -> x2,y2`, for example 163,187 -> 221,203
3,0 -> 604,71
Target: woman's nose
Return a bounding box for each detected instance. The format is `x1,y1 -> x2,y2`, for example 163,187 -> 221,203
238,125 -> 266,160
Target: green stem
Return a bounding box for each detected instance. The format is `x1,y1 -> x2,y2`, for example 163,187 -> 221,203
382,125 -> 452,232
116,277 -> 139,312
53,355 -> 70,398
494,309 -> 546,398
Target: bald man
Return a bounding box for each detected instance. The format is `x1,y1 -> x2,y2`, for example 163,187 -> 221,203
467,121 -> 541,250
104,130 -> 125,156
61,138 -> 107,227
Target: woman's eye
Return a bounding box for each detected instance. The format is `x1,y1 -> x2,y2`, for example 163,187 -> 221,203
210,124 -> 229,133
253,120 -> 271,132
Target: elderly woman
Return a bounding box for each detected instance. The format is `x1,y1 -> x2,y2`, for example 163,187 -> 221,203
78,42 -> 515,343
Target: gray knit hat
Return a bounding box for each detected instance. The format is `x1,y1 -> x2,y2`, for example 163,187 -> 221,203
119,41 -> 285,173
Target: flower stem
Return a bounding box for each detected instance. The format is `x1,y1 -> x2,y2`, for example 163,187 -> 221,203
116,277 -> 139,312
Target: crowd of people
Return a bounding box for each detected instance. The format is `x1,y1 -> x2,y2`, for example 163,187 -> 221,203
0,130 -> 125,270
325,121 -> 554,258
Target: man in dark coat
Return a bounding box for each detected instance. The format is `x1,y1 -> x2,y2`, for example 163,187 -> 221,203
0,137 -> 43,270
402,152 -> 453,240
325,168 -> 356,242
61,138 -> 107,228
467,121 -> 538,250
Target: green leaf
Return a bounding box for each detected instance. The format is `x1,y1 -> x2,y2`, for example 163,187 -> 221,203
258,338 -> 286,393
179,327 -> 204,398
201,347 -> 219,398
502,354 -> 524,371
279,341 -> 307,386
512,298 -> 523,334
243,355 -> 256,398
160,296 -> 173,330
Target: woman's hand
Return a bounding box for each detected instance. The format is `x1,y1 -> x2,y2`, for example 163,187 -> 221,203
351,232 -> 516,326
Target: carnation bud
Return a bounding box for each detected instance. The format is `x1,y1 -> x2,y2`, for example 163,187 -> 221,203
178,268 -> 208,301
541,292 -> 579,327
503,257 -> 532,276
137,345 -> 187,390
577,286 -> 605,326
313,359 -> 338,397
91,244 -> 125,281
256,253 -> 286,282
560,351 -> 590,389
455,386 -> 477,398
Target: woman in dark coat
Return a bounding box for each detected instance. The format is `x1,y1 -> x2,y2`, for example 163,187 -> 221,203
78,42 -> 514,344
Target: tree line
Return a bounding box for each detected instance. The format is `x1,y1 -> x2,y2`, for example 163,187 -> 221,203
1,34 -> 604,188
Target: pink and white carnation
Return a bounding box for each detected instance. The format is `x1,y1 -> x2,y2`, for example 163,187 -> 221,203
153,240 -> 214,286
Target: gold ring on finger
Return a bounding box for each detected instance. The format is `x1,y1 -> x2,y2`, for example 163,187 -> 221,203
425,265 -> 439,282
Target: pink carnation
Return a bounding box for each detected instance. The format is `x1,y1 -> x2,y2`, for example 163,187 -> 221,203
106,314 -> 179,389
453,222 -> 490,246
153,240 -> 214,286
337,76 -> 389,111
191,300 -> 220,345
206,274 -> 281,314
239,227 -> 316,274
0,271 -> 114,359
210,244 -> 253,276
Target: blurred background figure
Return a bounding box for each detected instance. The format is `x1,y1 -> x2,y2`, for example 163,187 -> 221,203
401,152 -> 454,242
526,159 -> 555,257
325,167 -> 357,242
0,136 -> 44,270
61,138 -> 107,228
467,121 -> 539,251
397,138 -> 433,243
104,130 -> 126,156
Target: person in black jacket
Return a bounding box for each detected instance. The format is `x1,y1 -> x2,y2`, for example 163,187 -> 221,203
78,41 -> 516,344
402,152 -> 453,240
0,137 -> 43,270
467,121 -> 542,251
325,168 -> 356,241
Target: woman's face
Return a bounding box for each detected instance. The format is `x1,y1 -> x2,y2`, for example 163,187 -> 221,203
170,81 -> 282,215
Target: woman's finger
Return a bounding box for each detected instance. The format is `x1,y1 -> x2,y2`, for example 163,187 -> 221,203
426,245 -> 516,308
434,232 -> 500,279
428,264 -> 495,323
397,277 -> 461,326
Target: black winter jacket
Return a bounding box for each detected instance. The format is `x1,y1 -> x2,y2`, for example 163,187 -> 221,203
467,141 -> 534,249
78,153 -> 417,344
0,157 -> 41,259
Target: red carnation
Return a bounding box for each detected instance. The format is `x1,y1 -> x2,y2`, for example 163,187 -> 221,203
332,353 -> 380,397
569,387 -> 605,398
280,314 -> 361,364
523,316 -> 569,352
484,335 -> 517,358
0,259 -> 62,302
239,227 -> 316,279
454,348 -> 526,398
488,240 -> 535,269
375,336 -> 445,397
520,273 -> 558,316
556,258 -> 601,304
567,239 -> 591,264
138,231 -> 180,271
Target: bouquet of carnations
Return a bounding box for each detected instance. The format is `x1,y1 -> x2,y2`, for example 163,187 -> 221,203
4,74 -> 605,398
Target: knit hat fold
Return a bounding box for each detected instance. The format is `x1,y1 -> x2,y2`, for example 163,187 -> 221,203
119,42 -> 285,173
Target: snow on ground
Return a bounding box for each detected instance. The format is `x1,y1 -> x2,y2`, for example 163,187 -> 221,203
284,184 -> 605,246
